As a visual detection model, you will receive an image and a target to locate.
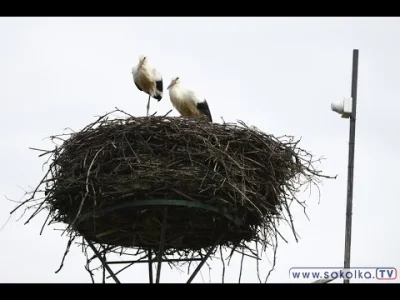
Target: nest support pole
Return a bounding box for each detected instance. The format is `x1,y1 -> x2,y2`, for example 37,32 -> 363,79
148,207 -> 168,284
148,249 -> 153,284
186,234 -> 223,284
85,238 -> 121,284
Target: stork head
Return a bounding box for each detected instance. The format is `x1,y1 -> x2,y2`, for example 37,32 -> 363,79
167,76 -> 180,90
138,54 -> 147,68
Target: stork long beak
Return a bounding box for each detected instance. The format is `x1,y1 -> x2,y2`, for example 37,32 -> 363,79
167,82 -> 173,90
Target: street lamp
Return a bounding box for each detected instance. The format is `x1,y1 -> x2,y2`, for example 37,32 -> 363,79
331,97 -> 352,119
330,49 -> 359,284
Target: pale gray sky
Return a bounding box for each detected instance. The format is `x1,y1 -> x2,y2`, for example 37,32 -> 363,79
0,17 -> 399,283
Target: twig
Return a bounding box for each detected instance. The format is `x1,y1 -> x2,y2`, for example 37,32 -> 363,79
264,232 -> 278,283
238,248 -> 245,283
68,146 -> 105,230
220,246 -> 225,283
55,235 -> 75,273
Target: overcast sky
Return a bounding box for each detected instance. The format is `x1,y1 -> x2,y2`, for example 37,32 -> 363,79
0,17 -> 399,283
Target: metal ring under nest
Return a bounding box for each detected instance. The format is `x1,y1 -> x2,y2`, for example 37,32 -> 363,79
76,199 -> 245,227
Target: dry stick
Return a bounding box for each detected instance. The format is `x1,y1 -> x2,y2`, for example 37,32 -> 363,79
55,235 -> 74,273
187,235 -> 223,284
162,109 -> 173,117
24,198 -> 48,225
238,248 -> 245,283
28,147 -> 52,154
220,246 -> 225,283
102,251 -> 106,283
255,242 -> 262,283
9,167 -> 51,215
195,260 -> 206,283
68,146 -> 105,230
230,184 -> 263,216
87,244 -> 115,263
231,245 -> 262,261
265,232 -> 278,283
84,250 -> 96,284
0,214 -> 12,233
208,261 -> 212,283
282,199 -> 299,242
114,106 -> 134,118
39,211 -> 51,235
86,266 -> 95,283
187,253 -> 195,275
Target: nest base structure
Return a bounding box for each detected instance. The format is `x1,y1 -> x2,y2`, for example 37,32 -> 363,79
76,199 -> 249,251
77,196 -> 250,283
78,199 -> 244,284
83,209 -> 221,284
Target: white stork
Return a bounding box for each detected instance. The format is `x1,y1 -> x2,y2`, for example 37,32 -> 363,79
131,54 -> 163,116
167,76 -> 213,122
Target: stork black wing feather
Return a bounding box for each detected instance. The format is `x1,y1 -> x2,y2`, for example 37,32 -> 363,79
197,100 -> 213,122
156,79 -> 163,93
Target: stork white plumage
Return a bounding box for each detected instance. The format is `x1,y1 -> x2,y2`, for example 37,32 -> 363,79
131,54 -> 163,116
167,77 -> 213,122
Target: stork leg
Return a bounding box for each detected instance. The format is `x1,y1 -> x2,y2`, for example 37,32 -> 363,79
146,94 -> 151,117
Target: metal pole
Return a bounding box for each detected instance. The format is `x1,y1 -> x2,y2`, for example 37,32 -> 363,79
156,207 -> 168,283
343,49 -> 359,284
86,238 -> 121,283
186,234 -> 223,284
148,249 -> 153,284
186,245 -> 217,284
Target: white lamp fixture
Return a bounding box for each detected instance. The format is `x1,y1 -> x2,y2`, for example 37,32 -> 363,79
331,97 -> 353,118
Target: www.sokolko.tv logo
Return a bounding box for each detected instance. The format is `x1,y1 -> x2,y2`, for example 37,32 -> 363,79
289,267 -> 397,281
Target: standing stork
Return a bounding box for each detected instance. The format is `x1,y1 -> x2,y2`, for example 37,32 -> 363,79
131,54 -> 163,116
167,76 -> 213,122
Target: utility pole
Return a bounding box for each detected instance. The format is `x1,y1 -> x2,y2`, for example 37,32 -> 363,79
331,49 -> 359,284
343,49 -> 359,284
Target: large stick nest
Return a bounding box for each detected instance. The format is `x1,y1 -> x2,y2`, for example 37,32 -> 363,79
12,108 -> 332,278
